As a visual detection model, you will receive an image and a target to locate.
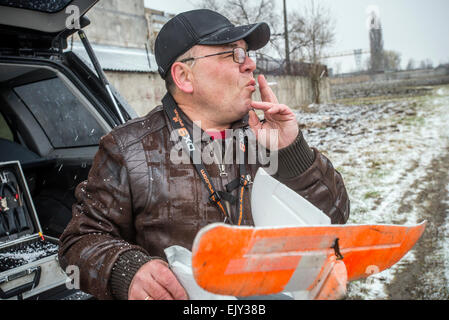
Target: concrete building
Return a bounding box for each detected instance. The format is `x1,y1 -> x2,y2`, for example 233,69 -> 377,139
144,8 -> 175,53
368,10 -> 385,73
82,0 -> 148,48
69,0 -> 162,116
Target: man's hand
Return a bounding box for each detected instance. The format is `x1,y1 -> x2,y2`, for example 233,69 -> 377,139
128,259 -> 188,300
249,75 -> 299,150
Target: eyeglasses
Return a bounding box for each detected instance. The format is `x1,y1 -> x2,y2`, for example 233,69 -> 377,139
179,47 -> 255,65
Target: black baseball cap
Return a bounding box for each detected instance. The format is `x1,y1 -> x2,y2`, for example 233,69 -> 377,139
155,9 -> 271,79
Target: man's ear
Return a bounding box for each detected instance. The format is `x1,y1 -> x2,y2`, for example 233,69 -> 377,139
171,62 -> 194,94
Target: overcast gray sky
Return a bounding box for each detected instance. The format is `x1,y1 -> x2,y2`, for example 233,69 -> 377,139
144,0 -> 449,73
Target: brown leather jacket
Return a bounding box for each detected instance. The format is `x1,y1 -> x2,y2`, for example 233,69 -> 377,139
58,98 -> 350,300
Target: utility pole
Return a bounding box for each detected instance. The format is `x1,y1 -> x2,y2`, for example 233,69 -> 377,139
283,0 -> 291,75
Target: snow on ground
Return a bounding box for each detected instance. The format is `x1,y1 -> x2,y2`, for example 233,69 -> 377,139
443,181 -> 449,291
296,85 -> 449,299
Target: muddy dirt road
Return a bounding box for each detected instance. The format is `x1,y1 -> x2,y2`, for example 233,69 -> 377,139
296,85 -> 449,299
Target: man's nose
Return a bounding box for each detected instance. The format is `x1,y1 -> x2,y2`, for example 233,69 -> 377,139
240,55 -> 257,73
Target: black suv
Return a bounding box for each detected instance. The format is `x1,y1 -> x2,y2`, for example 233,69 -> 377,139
0,0 -> 137,299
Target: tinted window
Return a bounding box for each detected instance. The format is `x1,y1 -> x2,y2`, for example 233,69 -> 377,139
13,78 -> 106,148
0,0 -> 72,13
0,112 -> 13,141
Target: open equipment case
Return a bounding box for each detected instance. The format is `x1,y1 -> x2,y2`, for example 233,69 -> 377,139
0,161 -> 71,300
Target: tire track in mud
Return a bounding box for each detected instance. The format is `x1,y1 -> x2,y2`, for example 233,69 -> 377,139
387,148 -> 449,299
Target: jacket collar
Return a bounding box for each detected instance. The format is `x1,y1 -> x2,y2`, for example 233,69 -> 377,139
162,93 -> 249,143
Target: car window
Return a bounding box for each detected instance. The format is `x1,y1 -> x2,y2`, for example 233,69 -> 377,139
13,77 -> 106,149
0,112 -> 14,141
0,0 -> 73,13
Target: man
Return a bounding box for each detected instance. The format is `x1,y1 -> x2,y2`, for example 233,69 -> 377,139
58,9 -> 350,300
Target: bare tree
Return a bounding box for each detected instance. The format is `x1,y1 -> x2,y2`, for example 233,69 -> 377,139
424,58 -> 434,69
383,50 -> 402,71
195,0 -> 335,104
419,60 -> 427,69
406,58 -> 416,70
195,0 -> 288,73
291,0 -> 336,103
195,0 -> 279,36
334,61 -> 342,75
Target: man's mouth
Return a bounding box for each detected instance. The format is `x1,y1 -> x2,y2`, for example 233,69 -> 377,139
246,79 -> 257,91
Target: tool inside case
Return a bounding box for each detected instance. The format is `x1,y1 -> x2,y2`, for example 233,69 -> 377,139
0,161 -> 58,274
0,165 -> 35,240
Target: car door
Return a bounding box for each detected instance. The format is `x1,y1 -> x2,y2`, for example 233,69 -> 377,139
0,0 -> 137,241
0,0 -> 136,126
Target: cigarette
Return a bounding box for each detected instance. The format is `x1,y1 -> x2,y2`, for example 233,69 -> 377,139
254,82 -> 277,88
